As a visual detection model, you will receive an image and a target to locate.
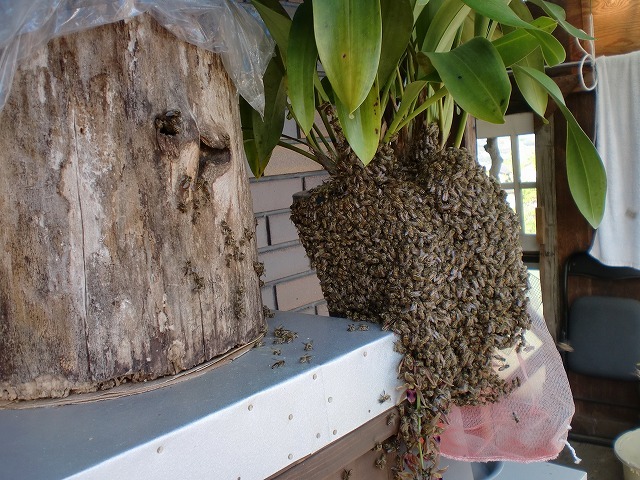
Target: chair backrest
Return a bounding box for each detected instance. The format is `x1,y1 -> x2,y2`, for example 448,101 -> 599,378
562,252 -> 640,381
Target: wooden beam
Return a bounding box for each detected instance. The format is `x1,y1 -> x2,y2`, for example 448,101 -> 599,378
566,0 -> 640,59
269,406 -> 399,480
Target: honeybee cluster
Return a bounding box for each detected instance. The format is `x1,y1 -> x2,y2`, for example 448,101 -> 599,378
290,126 -> 530,478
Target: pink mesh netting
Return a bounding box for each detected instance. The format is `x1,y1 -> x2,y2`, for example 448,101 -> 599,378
440,297 -> 574,463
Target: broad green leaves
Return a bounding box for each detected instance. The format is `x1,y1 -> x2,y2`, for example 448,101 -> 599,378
427,37 -> 510,124
287,1 -> 317,135
513,66 -> 606,228
243,0 -> 605,228
527,0 -> 593,40
313,0 -> 382,114
241,59 -> 287,178
422,0 -> 471,53
251,0 -> 291,61
462,0 -> 533,30
378,0 -> 414,86
336,83 -> 382,165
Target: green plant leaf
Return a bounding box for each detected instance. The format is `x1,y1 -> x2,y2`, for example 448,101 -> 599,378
397,81 -> 428,122
385,80 -> 428,139
512,49 -> 548,119
244,58 -> 287,178
251,0 -> 292,62
239,97 -> 263,177
378,0 -> 414,86
313,0 -> 382,114
251,0 -> 289,17
461,0 -> 535,30
412,0 -> 431,22
414,0 -> 441,48
513,65 -> 606,227
527,29 -> 565,66
320,76 -> 335,104
426,37 -> 510,124
492,29 -> 539,67
526,0 -> 593,40
335,82 -> 382,165
474,12 -> 491,38
422,0 -> 471,53
287,1 -> 317,135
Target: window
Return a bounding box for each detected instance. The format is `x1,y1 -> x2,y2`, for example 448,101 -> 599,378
476,112 -> 538,254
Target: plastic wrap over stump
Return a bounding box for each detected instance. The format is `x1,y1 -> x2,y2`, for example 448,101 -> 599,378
0,0 -> 274,114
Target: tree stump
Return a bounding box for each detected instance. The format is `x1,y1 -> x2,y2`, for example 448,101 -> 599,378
0,15 -> 264,401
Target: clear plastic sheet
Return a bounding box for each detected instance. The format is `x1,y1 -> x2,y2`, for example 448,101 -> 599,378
0,0 -> 274,114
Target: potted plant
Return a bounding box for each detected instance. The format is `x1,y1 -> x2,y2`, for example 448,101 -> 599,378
242,0 -> 605,477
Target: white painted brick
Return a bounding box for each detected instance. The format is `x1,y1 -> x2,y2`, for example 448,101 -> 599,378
260,245 -> 311,283
304,173 -> 330,190
276,274 -> 324,311
261,286 -> 277,310
255,216 -> 268,249
268,212 -> 299,245
282,116 -> 299,138
250,177 -> 302,214
262,146 -> 323,177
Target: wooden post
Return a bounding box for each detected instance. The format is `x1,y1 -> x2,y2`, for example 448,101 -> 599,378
0,15 -> 264,401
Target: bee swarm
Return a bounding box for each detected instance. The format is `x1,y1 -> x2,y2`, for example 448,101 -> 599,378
290,126 -> 530,477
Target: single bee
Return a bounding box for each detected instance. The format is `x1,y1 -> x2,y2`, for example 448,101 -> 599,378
341,470 -> 352,480
358,324 -> 369,331
386,411 -> 397,426
512,412 -> 520,424
303,340 -> 313,351
372,442 -> 383,452
299,354 -> 312,363
272,348 -> 281,356
379,391 -> 391,404
498,364 -> 510,372
179,174 -> 191,191
557,342 -> 574,352
347,324 -> 356,332
271,360 -> 285,369
183,261 -> 192,277
374,453 -> 387,469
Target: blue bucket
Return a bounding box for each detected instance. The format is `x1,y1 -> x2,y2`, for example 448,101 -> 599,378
471,461 -> 504,480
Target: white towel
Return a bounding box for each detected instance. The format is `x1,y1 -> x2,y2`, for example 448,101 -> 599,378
590,51 -> 640,268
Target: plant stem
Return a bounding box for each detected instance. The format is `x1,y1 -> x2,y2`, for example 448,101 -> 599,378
312,123 -> 338,159
318,107 -> 338,147
453,110 -> 468,148
391,86 -> 448,137
277,140 -> 336,174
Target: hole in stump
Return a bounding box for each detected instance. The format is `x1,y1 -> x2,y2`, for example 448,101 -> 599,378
199,135 -> 231,172
155,110 -> 182,136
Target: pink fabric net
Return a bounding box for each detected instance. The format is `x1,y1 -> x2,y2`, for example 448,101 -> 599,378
440,295 -> 574,463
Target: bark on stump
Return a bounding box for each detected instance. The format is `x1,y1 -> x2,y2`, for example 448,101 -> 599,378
0,15 -> 264,401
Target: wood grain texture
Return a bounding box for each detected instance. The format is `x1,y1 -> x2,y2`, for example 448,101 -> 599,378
0,15 -> 264,401
270,407 -> 399,480
567,0 -> 640,59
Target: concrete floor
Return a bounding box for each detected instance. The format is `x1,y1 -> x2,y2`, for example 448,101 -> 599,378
550,441 -> 624,480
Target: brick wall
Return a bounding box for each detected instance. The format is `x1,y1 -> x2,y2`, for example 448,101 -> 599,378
251,169 -> 330,316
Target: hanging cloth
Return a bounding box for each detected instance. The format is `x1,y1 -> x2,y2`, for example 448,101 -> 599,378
590,50 -> 640,268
